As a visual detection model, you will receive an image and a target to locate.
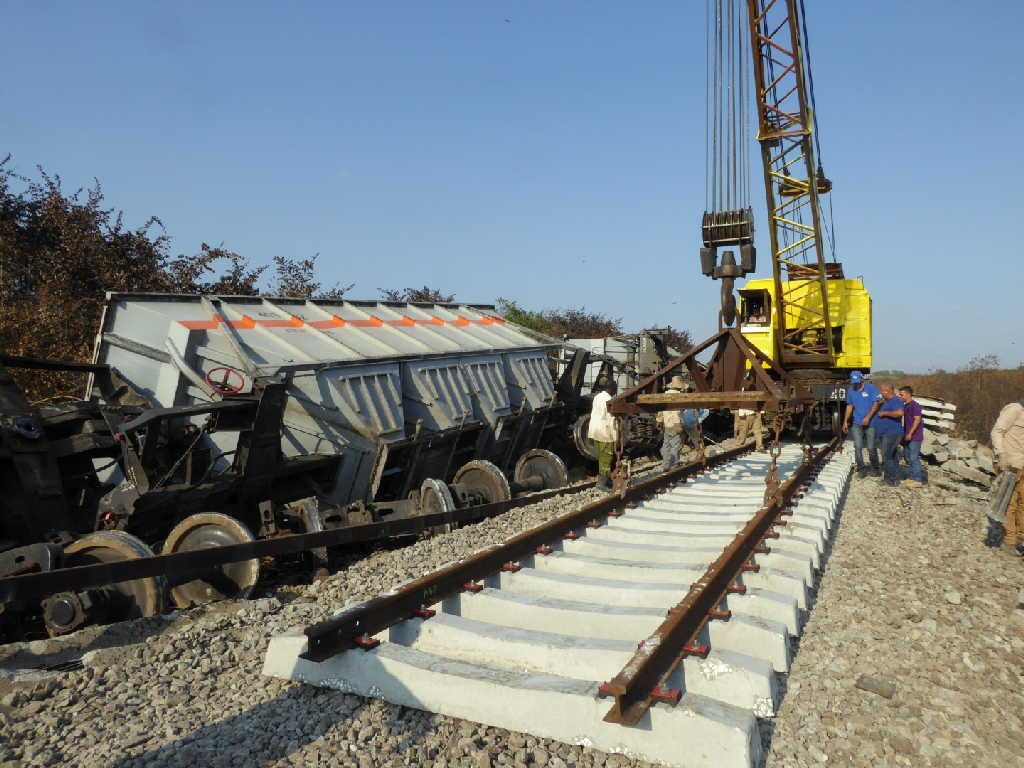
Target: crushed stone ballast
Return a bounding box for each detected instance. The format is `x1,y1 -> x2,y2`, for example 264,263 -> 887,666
264,441 -> 853,768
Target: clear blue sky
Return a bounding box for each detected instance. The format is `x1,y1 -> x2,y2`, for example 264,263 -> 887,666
3,1 -> 1021,372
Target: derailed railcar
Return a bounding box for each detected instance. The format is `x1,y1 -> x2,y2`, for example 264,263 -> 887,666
91,294 -> 575,522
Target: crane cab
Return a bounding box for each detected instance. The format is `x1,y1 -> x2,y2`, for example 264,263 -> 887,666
739,272 -> 872,374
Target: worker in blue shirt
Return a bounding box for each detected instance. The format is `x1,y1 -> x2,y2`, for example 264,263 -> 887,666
842,370 -> 883,477
681,404 -> 709,452
872,382 -> 905,486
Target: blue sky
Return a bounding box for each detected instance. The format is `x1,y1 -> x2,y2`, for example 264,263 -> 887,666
3,1 -> 1021,372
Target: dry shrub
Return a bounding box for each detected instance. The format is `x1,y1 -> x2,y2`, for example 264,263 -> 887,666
901,367 -> 1024,445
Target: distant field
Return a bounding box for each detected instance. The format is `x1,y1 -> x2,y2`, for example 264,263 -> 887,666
898,368 -> 1024,445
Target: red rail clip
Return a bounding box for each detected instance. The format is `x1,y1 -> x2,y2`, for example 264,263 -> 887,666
462,582 -> 483,593
741,561 -> 761,572
626,501 -> 639,509
708,608 -> 732,620
562,531 -> 580,541
727,583 -> 747,595
780,508 -> 794,516
607,509 -> 623,518
773,519 -> 788,527
411,607 -> 436,619
597,682 -> 614,698
535,545 -> 553,555
500,562 -> 521,573
764,530 -> 781,539
586,520 -> 602,529
682,642 -> 710,658
352,635 -> 380,650
651,685 -> 681,704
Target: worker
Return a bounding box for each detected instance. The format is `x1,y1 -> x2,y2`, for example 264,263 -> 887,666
588,380 -> 619,490
842,370 -> 882,477
734,404 -> 764,451
656,375 -> 687,473
873,383 -> 904,486
898,385 -> 925,488
991,399 -> 1024,553
681,393 -> 709,453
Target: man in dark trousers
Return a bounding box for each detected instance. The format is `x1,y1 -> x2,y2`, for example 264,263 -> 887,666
899,386 -> 925,488
842,371 -> 882,477
873,383 -> 904,486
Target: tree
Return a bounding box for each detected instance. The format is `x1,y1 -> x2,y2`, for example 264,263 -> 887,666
964,353 -> 1000,372
495,298 -> 623,339
379,286 -> 455,303
0,157 -> 340,401
656,326 -> 693,354
266,254 -> 350,299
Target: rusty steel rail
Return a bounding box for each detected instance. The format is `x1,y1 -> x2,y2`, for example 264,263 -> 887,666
301,443 -> 753,663
600,436 -> 840,726
0,479 -> 606,605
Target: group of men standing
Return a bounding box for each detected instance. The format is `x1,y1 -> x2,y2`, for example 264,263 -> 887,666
843,370 -> 925,486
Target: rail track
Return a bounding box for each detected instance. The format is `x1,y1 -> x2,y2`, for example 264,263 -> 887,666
264,439 -> 852,768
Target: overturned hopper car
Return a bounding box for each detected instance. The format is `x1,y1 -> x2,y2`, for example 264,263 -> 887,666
91,294 -> 580,525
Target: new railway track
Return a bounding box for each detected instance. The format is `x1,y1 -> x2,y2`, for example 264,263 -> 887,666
264,438 -> 852,768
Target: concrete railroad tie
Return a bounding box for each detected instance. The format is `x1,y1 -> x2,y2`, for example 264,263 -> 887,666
264,445 -> 854,768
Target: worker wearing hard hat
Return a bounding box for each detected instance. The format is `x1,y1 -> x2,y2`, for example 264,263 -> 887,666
588,380 -> 619,491
656,375 -> 688,472
991,399 -> 1024,554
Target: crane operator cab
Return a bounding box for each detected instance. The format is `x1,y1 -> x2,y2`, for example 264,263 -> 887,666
739,268 -> 873,375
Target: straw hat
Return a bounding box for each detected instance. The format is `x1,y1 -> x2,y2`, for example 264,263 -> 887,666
668,375 -> 686,391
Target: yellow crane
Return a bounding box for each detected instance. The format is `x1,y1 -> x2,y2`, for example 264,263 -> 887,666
700,0 -> 872,376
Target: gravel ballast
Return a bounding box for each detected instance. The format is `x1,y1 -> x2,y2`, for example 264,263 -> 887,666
2,455 -> 1021,768
764,470 -> 1024,768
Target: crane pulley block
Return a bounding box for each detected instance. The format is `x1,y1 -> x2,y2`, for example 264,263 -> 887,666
700,207 -> 756,281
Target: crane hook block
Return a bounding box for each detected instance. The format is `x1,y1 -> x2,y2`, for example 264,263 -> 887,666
700,244 -> 756,281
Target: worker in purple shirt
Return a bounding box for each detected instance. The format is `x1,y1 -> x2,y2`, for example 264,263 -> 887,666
872,382 -> 904,486
899,385 -> 925,487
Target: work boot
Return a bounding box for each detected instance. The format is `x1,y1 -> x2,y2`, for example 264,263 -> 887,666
984,520 -> 1004,548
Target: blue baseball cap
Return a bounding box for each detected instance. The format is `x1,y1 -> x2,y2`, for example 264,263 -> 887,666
849,371 -> 864,384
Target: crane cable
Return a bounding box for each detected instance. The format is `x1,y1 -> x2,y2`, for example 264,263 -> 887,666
705,0 -> 750,215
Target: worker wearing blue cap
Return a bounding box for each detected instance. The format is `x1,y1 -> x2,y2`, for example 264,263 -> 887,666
842,370 -> 883,477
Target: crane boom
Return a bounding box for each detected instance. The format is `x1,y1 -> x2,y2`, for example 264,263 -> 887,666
746,0 -> 835,367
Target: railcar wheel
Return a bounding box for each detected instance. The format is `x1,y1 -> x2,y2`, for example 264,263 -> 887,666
452,459 -> 512,506
62,531 -> 165,623
514,449 -> 569,491
161,513 -> 259,608
418,478 -> 456,517
573,414 -> 598,461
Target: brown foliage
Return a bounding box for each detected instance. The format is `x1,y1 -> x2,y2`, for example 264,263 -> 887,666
901,363 -> 1024,445
0,159 -> 333,402
378,286 -> 456,303
495,298 -> 623,339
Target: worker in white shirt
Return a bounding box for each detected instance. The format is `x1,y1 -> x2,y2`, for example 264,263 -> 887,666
734,406 -> 764,450
588,381 -> 619,490
656,375 -> 687,472
991,399 -> 1024,554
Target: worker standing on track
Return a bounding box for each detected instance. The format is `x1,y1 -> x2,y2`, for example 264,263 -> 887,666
588,381 -> 619,491
873,383 -> 904,486
991,399 -> 1024,554
656,375 -> 687,473
734,389 -> 764,451
843,371 -> 883,477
